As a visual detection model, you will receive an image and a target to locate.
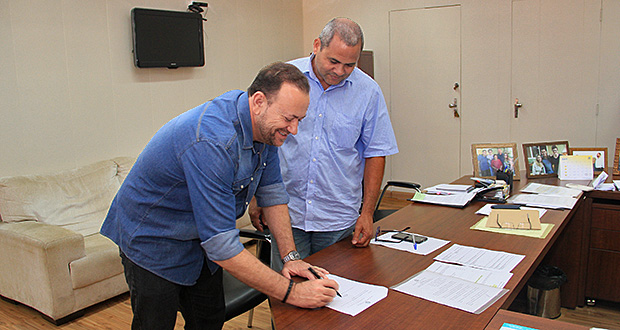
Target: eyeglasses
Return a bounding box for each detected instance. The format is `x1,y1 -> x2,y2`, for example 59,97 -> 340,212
374,226 -> 411,243
496,213 -> 532,230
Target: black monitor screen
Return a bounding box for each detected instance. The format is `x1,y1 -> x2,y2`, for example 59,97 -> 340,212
132,8 -> 204,68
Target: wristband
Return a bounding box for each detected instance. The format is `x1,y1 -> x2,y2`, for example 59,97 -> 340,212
281,279 -> 294,304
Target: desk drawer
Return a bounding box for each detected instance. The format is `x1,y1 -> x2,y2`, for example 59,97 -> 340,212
586,249 -> 620,302
591,204 -> 620,231
590,229 -> 620,252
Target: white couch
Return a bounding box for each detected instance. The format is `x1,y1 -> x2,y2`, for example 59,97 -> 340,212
0,157 -> 135,324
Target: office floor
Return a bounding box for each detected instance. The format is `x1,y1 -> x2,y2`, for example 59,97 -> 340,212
0,192 -> 618,329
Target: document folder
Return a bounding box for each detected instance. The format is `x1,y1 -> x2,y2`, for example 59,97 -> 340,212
485,209 -> 541,230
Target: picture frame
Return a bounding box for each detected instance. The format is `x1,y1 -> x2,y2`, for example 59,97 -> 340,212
570,147 -> 608,174
471,143 -> 520,181
614,138 -> 620,176
522,141 -> 570,179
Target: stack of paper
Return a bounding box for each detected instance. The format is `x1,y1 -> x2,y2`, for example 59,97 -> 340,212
433,244 -> 525,272
510,183 -> 580,209
392,244 -> 523,314
520,183 -> 581,197
409,184 -> 484,208
470,218 -> 555,239
427,184 -> 475,193
509,194 -> 578,209
595,183 -> 616,191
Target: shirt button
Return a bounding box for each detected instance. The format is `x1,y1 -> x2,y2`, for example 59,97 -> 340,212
310,180 -> 314,183
312,158 -> 317,162
308,200 -> 312,204
240,185 -> 244,189
250,177 -> 254,181
246,201 -> 249,205
315,136 -> 319,140
263,163 -> 266,166
319,113 -> 323,117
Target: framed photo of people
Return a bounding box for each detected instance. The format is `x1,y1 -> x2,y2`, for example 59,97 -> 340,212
614,138 -> 620,176
471,143 -> 520,181
522,141 -> 570,179
570,147 -> 608,174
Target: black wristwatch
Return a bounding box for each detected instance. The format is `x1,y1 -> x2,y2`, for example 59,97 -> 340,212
281,250 -> 301,264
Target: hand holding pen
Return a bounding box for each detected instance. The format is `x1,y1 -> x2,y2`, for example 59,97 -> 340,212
308,267 -> 342,297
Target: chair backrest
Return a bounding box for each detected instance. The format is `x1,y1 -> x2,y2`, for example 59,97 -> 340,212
373,181 -> 421,222
223,229 -> 272,321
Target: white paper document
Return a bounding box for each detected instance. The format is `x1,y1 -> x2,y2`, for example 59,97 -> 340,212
426,261 -> 513,288
595,183 -> 616,191
520,183 -> 581,198
509,193 -> 578,210
429,184 -> 475,192
410,188 -> 482,207
475,204 -> 547,218
434,244 -> 525,273
392,270 -> 508,314
370,232 -> 450,256
591,171 -> 609,189
325,275 -> 388,316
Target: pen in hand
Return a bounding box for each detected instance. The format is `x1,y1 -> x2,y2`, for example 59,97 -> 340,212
308,267 -> 342,297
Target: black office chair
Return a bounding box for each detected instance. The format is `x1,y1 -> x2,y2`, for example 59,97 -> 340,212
223,229 -> 272,327
373,181 -> 421,222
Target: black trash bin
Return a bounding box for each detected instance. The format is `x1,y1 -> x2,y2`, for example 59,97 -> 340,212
527,265 -> 567,319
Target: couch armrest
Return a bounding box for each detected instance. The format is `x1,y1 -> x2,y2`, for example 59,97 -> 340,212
0,221 -> 85,318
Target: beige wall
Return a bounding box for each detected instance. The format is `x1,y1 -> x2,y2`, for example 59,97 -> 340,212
0,0 -> 303,177
2,0 -> 619,181
302,0 -> 620,183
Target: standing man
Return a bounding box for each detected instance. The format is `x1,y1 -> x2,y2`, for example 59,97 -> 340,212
478,149 -> 491,176
101,62 -> 338,330
540,148 -> 554,174
251,18 -> 398,264
549,145 -> 561,174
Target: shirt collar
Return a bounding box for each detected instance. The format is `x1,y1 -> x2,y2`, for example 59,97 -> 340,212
236,92 -> 262,152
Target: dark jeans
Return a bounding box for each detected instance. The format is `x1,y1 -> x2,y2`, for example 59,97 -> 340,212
120,251 -> 225,330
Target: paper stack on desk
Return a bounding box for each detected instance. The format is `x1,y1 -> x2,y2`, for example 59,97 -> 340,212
392,244 -> 522,314
409,184 -> 484,208
509,183 -> 580,209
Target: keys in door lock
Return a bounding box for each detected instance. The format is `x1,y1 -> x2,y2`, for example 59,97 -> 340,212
448,98 -> 459,118
514,98 -> 522,118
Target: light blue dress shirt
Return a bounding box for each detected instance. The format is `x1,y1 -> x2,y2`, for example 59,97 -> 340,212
101,90 -> 289,285
282,55 -> 398,232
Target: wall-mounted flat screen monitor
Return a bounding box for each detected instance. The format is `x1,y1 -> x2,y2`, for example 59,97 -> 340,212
131,8 -> 204,68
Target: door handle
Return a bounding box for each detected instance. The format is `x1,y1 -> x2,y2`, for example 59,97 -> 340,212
449,98 -> 459,118
514,98 -> 522,118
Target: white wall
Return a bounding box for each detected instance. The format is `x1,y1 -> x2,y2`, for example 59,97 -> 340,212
302,0 -> 620,182
2,0 -> 619,180
0,0 -> 304,177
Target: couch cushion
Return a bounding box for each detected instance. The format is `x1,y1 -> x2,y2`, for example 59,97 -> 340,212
0,160 -> 121,236
69,234 -> 124,290
113,157 -> 136,183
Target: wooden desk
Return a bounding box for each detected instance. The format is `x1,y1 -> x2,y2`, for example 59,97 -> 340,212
484,310 -> 589,330
270,174 -> 580,329
542,173 -> 620,308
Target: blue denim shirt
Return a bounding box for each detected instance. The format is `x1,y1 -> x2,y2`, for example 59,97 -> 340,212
101,90 -> 289,285
281,56 -> 398,232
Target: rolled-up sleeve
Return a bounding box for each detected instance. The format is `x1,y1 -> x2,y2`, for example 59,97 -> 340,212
201,228 -> 245,261
256,181 -> 289,208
